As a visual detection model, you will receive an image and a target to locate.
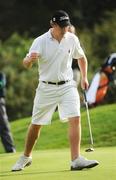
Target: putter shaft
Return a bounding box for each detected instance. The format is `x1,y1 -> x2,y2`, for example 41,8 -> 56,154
83,91 -> 94,146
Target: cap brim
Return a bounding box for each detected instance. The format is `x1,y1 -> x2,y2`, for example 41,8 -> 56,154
57,20 -> 71,28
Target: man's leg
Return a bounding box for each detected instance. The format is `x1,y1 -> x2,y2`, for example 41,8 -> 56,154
0,98 -> 16,153
11,123 -> 42,171
0,123 -> 16,153
24,124 -> 42,157
68,116 -> 81,161
68,116 -> 99,170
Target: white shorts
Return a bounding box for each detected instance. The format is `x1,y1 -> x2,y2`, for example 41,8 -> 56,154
32,80 -> 80,125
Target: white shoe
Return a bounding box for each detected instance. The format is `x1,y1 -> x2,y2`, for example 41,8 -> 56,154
71,155 -> 99,170
11,155 -> 32,171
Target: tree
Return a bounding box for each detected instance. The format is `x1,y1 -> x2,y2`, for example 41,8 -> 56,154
1,0 -> 116,40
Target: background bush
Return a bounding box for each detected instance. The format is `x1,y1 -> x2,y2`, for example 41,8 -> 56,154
0,11 -> 116,120
0,34 -> 38,120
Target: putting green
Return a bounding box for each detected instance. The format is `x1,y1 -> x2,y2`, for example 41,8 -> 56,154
0,147 -> 115,180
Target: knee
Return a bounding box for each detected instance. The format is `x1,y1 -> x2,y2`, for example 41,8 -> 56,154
69,116 -> 81,125
29,124 -> 42,139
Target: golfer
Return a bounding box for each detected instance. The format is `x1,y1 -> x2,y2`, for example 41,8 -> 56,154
12,10 -> 99,171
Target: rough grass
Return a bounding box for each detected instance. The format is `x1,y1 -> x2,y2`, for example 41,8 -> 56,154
0,104 -> 116,153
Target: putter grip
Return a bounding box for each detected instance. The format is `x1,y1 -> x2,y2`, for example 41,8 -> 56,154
83,91 -> 87,102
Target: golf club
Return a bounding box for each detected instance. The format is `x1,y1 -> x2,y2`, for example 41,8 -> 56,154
83,90 -> 94,152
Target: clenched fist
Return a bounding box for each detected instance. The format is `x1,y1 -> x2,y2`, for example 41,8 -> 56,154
23,52 -> 39,68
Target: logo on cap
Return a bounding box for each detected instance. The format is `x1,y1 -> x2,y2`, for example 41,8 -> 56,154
60,16 -> 69,21
51,10 -> 71,27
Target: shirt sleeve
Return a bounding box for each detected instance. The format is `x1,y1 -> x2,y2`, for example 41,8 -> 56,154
27,37 -> 42,57
73,36 -> 85,59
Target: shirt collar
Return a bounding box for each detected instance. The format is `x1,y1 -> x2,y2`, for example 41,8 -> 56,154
47,29 -> 68,40
48,29 -> 54,40
63,32 -> 67,38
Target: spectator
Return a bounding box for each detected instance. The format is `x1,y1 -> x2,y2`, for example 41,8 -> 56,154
0,72 -> 16,153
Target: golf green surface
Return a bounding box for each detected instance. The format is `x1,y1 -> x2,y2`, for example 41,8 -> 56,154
0,147 -> 115,180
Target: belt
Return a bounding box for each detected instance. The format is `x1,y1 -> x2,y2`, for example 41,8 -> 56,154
42,80 -> 69,85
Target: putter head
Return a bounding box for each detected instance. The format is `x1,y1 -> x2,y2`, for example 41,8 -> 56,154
85,148 -> 94,152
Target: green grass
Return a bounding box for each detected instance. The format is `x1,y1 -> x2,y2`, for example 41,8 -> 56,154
0,104 -> 116,153
0,147 -> 116,180
81,103 -> 116,147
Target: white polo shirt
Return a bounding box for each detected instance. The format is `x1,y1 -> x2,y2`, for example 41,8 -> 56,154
28,29 -> 85,82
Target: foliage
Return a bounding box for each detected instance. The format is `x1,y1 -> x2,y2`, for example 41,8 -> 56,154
0,0 -> 116,40
0,33 -> 38,120
92,11 -> 116,61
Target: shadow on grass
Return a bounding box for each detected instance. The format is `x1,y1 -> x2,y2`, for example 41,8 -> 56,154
0,169 -> 70,177
0,168 -> 91,177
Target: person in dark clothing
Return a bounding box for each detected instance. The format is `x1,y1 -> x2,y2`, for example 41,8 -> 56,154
0,72 -> 16,153
72,58 -> 81,87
